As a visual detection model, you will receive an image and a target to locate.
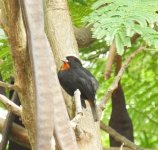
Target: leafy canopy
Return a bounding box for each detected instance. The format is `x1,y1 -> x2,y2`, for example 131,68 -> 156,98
84,0 -> 158,55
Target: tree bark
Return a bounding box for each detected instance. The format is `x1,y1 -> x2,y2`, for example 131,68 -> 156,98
44,0 -> 102,150
0,0 -> 103,149
0,0 -> 36,147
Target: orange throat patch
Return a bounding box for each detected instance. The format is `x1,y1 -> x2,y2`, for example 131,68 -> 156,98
60,62 -> 70,71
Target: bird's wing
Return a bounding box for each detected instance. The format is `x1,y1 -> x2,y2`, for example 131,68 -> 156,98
82,67 -> 99,91
74,69 -> 97,100
78,78 -> 95,100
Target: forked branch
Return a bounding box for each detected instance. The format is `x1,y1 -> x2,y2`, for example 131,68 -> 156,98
99,46 -> 145,111
0,94 -> 22,117
0,81 -> 19,91
100,122 -> 143,150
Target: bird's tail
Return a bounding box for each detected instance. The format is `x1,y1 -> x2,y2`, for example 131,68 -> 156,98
89,101 -> 99,122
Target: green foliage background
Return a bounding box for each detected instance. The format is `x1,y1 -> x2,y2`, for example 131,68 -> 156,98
0,29 -> 13,81
69,0 -> 158,148
0,0 -> 158,149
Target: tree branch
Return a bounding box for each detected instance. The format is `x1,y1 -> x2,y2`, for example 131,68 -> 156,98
0,116 -> 153,150
104,41 -> 116,79
100,122 -> 143,150
0,81 -> 19,91
0,94 -> 22,117
71,113 -> 83,129
115,54 -> 122,75
0,117 -> 30,148
71,89 -> 83,128
70,89 -> 92,141
74,89 -> 82,114
99,46 -> 145,111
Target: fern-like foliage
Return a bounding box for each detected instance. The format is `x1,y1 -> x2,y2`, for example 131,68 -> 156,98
84,0 -> 158,55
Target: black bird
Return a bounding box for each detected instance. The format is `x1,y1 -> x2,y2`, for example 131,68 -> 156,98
58,55 -> 99,121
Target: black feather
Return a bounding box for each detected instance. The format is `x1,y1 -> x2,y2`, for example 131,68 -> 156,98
58,56 -> 99,121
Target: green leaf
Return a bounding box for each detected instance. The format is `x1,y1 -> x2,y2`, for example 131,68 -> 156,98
115,33 -> 124,55
84,0 -> 158,52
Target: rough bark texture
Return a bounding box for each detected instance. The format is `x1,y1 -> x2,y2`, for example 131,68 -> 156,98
44,0 -> 79,118
44,0 -> 79,67
44,0 -> 102,149
20,1 -> 55,149
0,0 -> 102,149
0,0 -> 35,147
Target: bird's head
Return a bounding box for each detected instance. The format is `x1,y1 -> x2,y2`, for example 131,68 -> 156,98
60,55 -> 82,70
66,56 -> 82,66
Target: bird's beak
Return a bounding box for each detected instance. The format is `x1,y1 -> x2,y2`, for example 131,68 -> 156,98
61,58 -> 68,63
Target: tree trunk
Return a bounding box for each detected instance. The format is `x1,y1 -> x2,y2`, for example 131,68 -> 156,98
44,0 -> 102,150
0,0 -> 36,147
0,0 -> 103,149
109,83 -> 134,146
